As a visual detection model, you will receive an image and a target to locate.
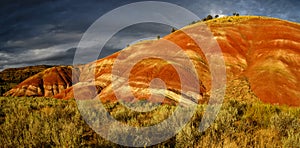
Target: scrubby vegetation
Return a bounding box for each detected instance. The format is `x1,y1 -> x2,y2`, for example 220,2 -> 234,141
189,12 -> 241,25
0,97 -> 300,147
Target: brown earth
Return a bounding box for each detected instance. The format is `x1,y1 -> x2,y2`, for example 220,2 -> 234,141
5,16 -> 300,106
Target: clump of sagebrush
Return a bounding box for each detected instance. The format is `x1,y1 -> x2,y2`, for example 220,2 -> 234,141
0,97 -> 300,147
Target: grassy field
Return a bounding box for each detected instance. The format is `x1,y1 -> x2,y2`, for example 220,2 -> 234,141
1,97 -> 300,147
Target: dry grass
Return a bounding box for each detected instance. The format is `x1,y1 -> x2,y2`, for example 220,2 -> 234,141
0,97 -> 300,147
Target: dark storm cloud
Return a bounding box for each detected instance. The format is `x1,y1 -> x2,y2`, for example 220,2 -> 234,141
102,23 -> 173,56
0,47 -> 76,68
0,0 -> 299,71
0,0 -> 98,46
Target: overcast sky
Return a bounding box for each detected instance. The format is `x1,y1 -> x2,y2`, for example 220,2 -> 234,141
0,0 -> 299,71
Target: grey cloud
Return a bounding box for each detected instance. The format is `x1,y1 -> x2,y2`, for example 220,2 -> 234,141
0,47 -> 76,70
33,47 -> 77,65
0,0 -> 299,71
103,23 -> 173,51
3,31 -> 82,50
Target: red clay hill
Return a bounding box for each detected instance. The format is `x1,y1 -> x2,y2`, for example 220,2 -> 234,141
4,16 -> 300,106
0,65 -> 54,96
4,66 -> 74,97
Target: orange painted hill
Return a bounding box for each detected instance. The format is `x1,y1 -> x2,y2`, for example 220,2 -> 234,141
4,66 -> 74,97
6,16 -> 300,106
61,16 -> 300,106
164,16 -> 300,105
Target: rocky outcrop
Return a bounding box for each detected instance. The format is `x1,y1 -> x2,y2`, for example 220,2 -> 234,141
4,66 -> 73,97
